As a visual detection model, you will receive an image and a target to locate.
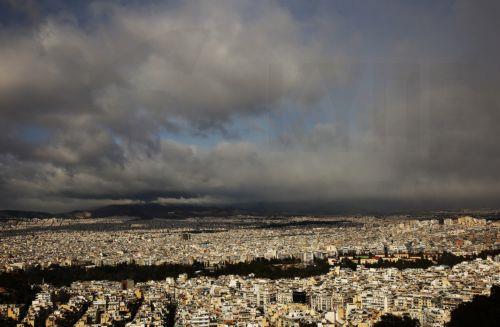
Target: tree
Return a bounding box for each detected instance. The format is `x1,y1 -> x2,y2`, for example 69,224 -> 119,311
0,316 -> 17,327
374,314 -> 420,327
447,285 -> 499,327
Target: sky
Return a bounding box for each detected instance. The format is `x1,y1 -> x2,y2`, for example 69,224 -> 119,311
0,0 -> 500,212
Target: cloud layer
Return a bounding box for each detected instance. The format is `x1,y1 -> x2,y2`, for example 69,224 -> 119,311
1,0 -> 500,212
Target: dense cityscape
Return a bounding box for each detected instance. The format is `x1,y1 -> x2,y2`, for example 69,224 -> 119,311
1,214 -> 499,326
1,0 -> 500,326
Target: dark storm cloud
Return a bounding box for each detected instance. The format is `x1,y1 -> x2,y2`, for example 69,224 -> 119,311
0,0 -> 500,212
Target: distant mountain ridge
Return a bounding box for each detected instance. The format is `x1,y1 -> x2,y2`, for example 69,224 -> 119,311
2,203 -> 500,220
0,203 -> 253,220
0,210 -> 53,219
85,203 -> 249,219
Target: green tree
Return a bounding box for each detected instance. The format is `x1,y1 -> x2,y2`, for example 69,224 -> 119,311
374,314 -> 420,327
447,285 -> 499,327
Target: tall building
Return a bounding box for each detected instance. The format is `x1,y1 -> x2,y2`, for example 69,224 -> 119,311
302,252 -> 314,265
190,310 -> 210,327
